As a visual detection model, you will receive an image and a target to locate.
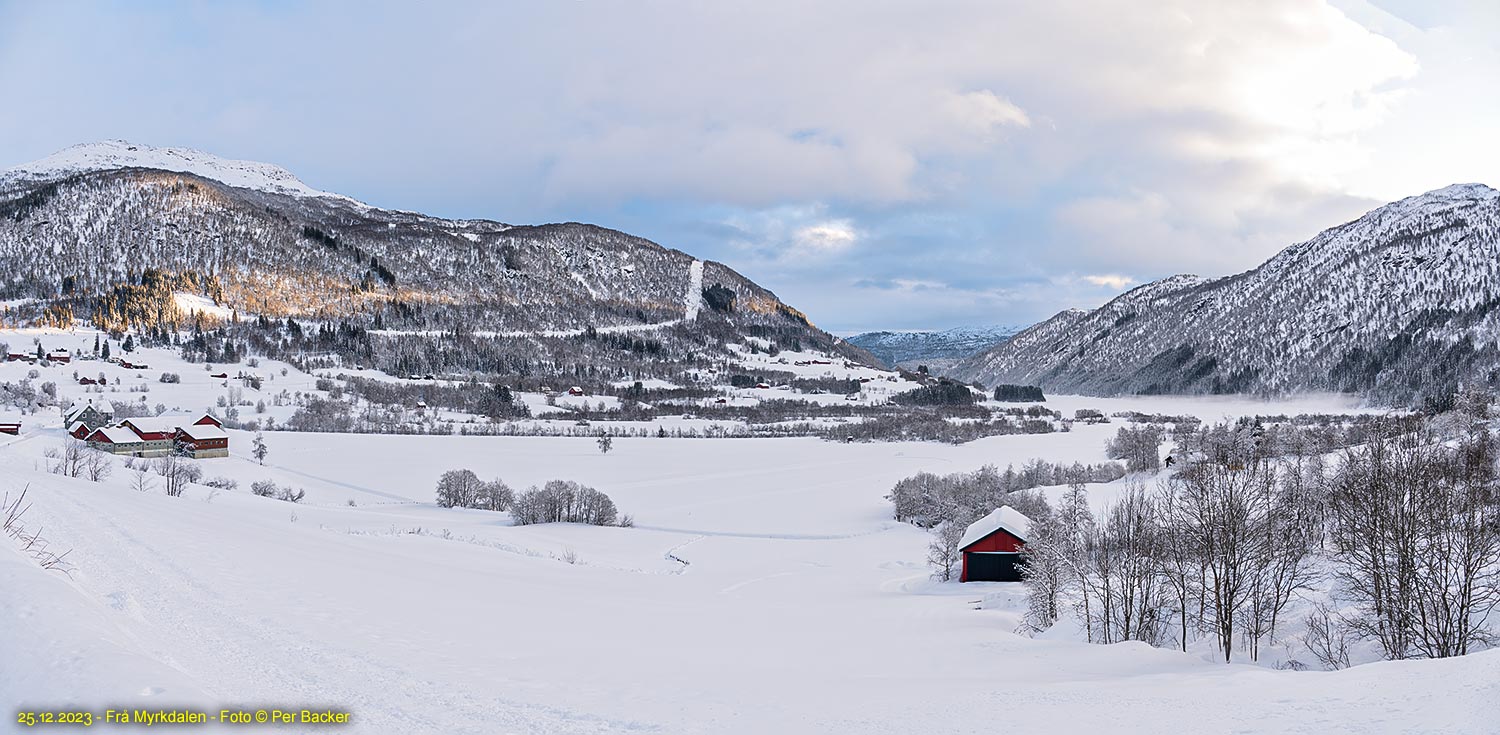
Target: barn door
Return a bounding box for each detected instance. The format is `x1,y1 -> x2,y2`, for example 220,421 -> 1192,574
966,552 -> 1023,582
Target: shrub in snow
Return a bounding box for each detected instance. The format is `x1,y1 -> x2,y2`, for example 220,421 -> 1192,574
153,455 -> 202,497
249,479 -> 304,503
204,476 -> 238,491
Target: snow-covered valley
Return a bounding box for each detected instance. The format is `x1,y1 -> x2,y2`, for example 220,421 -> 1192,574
2,329 -> 1494,734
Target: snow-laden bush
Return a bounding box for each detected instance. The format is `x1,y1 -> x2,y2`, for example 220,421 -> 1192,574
204,476 -> 238,491
250,479 -> 305,503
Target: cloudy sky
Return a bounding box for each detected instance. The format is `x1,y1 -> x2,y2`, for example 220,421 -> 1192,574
1,1 -> 1496,333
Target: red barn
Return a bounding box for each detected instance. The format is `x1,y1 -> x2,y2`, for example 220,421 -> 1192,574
175,424 -> 229,458
958,506 -> 1032,582
0,422 -> 19,436
193,413 -> 224,428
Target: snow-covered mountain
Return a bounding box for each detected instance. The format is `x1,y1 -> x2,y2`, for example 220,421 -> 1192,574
952,183 -> 1500,403
1,140 -> 357,202
0,141 -> 871,376
846,325 -> 1024,370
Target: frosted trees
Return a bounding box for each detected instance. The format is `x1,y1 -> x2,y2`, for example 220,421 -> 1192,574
1021,505 -> 1068,632
1106,424 -> 1165,472
1169,462 -> 1268,662
1090,484 -> 1169,645
435,469 -> 515,512
252,432 -> 269,464
45,439 -> 88,478
511,480 -> 619,526
887,462 -> 1123,529
597,434 -> 613,454
478,480 -> 514,512
435,469 -> 484,508
1327,425 -> 1500,659
927,520 -> 966,582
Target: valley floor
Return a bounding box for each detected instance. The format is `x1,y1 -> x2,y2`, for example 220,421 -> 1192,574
4,422 -> 1497,733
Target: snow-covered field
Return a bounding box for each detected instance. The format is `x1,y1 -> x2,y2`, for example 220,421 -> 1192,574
1,330 -> 1495,734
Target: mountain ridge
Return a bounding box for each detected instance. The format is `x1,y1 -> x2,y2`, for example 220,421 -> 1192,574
952,182 -> 1500,404
846,325 -> 1024,370
0,141 -> 873,378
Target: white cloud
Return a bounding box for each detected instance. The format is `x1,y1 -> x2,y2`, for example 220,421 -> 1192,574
1082,274 -> 1136,290
723,204 -> 860,262
793,221 -> 858,253
1,0 -> 1490,330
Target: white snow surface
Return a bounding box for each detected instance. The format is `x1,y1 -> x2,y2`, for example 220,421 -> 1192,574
684,259 -> 704,321
0,328 -> 1494,734
172,293 -> 236,321
958,506 -> 1032,549
1,140 -> 360,203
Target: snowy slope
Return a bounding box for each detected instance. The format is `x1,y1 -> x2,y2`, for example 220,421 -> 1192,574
0,140 -> 357,202
954,184 -> 1500,402
1,335 -> 1491,733
0,142 -> 871,378
4,426 -> 1495,733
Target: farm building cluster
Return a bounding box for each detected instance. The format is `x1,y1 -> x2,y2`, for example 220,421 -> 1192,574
64,403 -> 229,459
6,349 -> 73,365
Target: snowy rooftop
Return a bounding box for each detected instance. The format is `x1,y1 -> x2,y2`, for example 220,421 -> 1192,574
87,426 -> 141,444
178,424 -> 228,440
958,506 -> 1032,550
123,415 -> 215,435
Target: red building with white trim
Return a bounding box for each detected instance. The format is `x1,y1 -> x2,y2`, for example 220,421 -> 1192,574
958,507 -> 1032,582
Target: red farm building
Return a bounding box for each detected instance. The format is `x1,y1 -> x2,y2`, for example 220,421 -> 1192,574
958,506 -> 1032,582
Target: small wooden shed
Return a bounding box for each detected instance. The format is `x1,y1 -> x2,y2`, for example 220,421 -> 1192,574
958,506 -> 1032,582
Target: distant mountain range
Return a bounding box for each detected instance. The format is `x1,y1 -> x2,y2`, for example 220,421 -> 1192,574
846,325 -> 1024,371
951,183 -> 1500,404
0,141 -> 874,378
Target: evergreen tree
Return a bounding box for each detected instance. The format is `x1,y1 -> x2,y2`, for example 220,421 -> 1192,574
252,432 -> 269,465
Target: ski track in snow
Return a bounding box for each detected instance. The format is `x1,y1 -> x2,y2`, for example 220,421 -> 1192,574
258,460 -> 419,504
661,535 -> 705,574
683,260 -> 704,322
